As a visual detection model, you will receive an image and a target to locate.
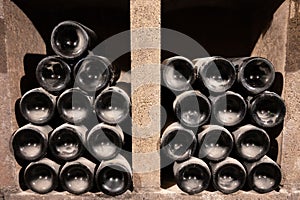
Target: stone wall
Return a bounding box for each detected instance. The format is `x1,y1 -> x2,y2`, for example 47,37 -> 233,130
1,0 -> 300,199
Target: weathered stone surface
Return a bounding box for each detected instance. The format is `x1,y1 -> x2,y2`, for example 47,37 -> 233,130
0,1 -> 14,193
251,1 -> 289,74
281,0 -> 300,191
131,0 -> 161,190
130,0 -> 160,29
0,0 -> 3,19
4,190 -> 292,200
0,0 -> 46,194
285,0 -> 300,73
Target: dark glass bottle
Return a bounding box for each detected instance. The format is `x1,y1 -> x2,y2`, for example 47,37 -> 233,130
244,155 -> 282,193
49,123 -> 87,161
19,87 -> 56,125
161,122 -> 196,161
194,57 -> 236,93
210,157 -> 246,194
173,90 -> 211,128
95,154 -> 132,196
35,56 -> 71,93
173,157 -> 211,194
86,123 -> 124,161
212,91 -> 247,126
10,124 -> 51,162
94,86 -> 131,124
231,57 -> 275,94
59,157 -> 96,194
233,124 -> 270,161
197,125 -> 233,162
162,56 -> 196,92
51,20 -> 97,59
24,158 -> 60,194
249,91 -> 286,128
57,88 -> 92,124
74,55 -> 119,93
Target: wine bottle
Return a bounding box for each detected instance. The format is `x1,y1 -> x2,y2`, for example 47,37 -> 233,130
19,87 -> 56,125
35,56 -> 71,93
86,123 -> 124,161
197,125 -> 233,162
10,124 -> 51,162
24,158 -> 60,194
95,154 -> 132,196
94,86 -> 131,124
57,88 -> 92,124
49,123 -> 87,161
210,157 -> 246,194
161,122 -> 196,161
51,20 -> 97,59
59,157 -> 96,194
244,155 -> 282,193
212,91 -> 247,126
74,55 -> 119,93
233,124 -> 270,161
231,57 -> 275,94
173,90 -> 211,128
249,91 -> 286,128
162,56 -> 196,92
193,57 -> 236,93
173,157 -> 211,194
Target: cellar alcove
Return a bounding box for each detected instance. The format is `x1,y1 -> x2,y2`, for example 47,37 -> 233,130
8,0 -> 133,197
160,0 -> 286,194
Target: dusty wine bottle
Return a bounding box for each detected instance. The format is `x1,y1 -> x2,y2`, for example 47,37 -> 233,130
95,154 -> 132,196
74,55 -> 120,92
86,123 -> 124,161
231,57 -> 275,94
193,57 -> 236,93
94,86 -> 131,124
210,157 -> 246,194
162,56 -> 196,92
24,158 -> 60,194
212,91 -> 247,126
173,90 -> 211,128
51,20 -> 97,59
197,125 -> 233,162
173,157 -> 211,194
35,56 -> 71,93
161,122 -> 197,161
19,87 -> 56,124
244,155 -> 282,193
57,88 -> 92,124
233,124 -> 270,161
49,123 -> 87,161
249,91 -> 286,128
59,157 -> 96,195
10,124 -> 51,162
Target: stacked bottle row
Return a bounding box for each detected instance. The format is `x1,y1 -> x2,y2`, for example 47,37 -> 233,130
160,56 -> 285,194
19,155 -> 132,196
18,86 -> 130,126
11,21 -> 132,196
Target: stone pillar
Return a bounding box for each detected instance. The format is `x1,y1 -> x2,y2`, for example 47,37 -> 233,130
130,0 -> 161,191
